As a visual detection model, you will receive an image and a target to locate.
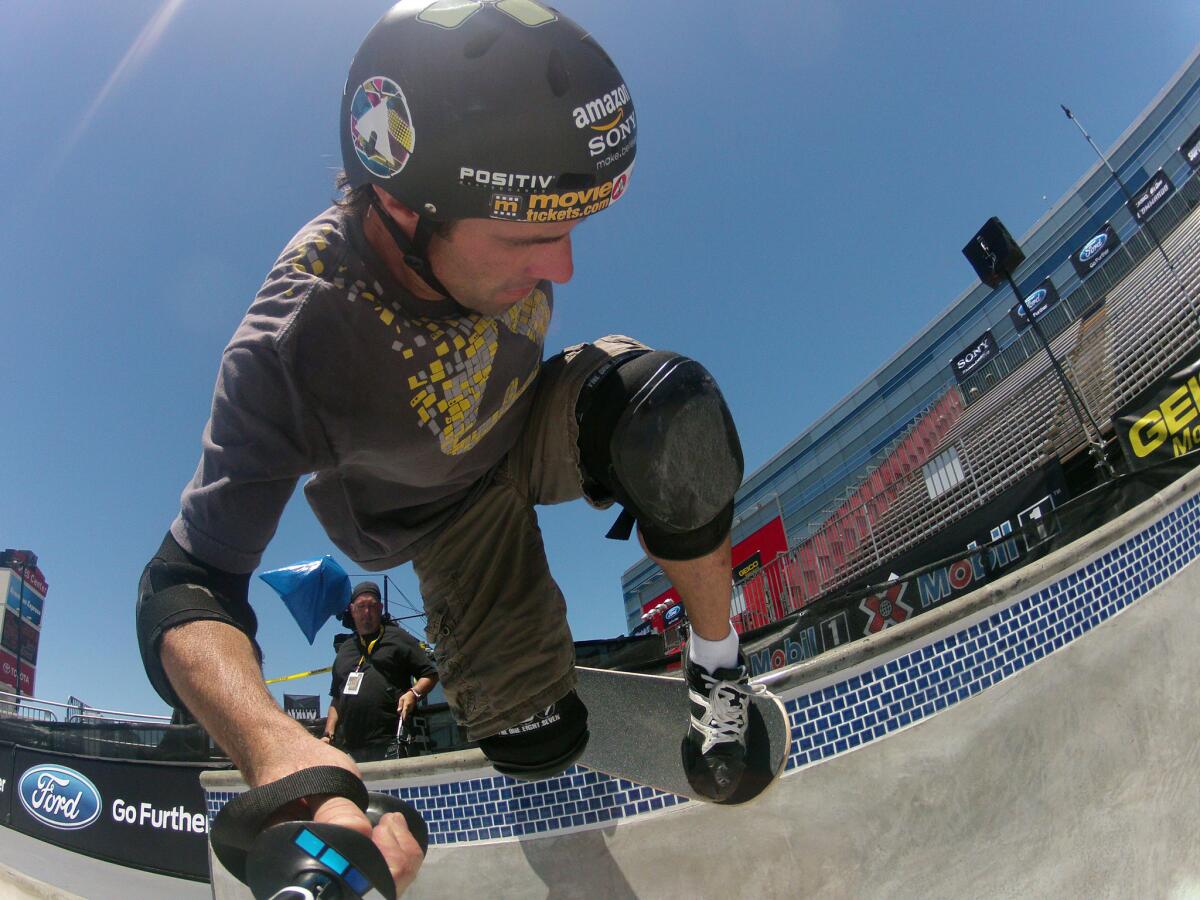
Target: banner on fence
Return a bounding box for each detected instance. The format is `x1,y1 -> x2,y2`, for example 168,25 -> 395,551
1114,345 -> 1200,469
1070,222 -> 1121,279
284,694 -> 321,723
8,747 -> 210,880
742,462 -> 1067,676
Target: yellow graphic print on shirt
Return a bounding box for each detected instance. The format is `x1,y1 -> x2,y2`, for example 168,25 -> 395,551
284,227 -> 550,456
391,291 -> 550,456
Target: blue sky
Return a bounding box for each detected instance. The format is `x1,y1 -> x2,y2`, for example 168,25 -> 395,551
1,1 -> 1197,715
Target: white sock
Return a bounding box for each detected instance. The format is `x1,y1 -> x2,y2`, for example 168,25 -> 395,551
689,628 -> 739,673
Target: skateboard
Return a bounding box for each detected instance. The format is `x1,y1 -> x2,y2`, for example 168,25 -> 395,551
573,666 -> 789,804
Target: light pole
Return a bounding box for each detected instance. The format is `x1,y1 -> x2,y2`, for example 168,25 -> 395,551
1002,266 -> 1115,480
963,218 -> 1116,481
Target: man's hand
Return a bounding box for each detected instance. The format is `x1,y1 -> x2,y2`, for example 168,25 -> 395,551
161,621 -> 424,894
252,737 -> 424,894
311,791 -> 425,896
250,738 -> 425,896
397,689 -> 420,720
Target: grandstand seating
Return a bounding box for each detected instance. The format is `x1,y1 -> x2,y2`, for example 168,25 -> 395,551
734,195 -> 1200,619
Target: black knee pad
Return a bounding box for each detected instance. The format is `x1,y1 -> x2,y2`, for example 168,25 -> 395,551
478,691 -> 589,780
577,350 -> 744,560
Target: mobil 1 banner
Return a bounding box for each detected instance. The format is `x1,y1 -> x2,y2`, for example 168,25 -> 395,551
1182,122 -> 1200,170
742,462 -> 1067,677
1126,169 -> 1174,224
1113,344 -> 1200,469
10,747 -> 211,879
1008,279 -> 1060,331
950,330 -> 998,383
1070,222 -> 1120,279
852,459 -> 1065,615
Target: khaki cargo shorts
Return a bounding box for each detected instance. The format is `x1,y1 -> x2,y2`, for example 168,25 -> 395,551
411,335 -> 648,740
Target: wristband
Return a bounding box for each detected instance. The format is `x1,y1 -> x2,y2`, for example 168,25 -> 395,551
409,688 -> 422,700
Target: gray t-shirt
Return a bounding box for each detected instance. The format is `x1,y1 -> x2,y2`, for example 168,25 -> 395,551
171,206 -> 552,573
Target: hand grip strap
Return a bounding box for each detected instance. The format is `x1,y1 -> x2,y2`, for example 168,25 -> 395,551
210,766 -> 369,883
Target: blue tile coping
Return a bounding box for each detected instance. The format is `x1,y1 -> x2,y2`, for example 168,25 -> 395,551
206,487 -> 1200,847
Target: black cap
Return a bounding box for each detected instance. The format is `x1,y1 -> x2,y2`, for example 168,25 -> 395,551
351,581 -> 382,602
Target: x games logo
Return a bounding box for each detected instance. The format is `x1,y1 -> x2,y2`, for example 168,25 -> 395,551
859,581 -> 913,635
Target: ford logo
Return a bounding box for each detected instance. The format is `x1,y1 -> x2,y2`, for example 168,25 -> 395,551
18,765 -> 102,831
1079,233 -> 1108,262
1027,288 -> 1047,307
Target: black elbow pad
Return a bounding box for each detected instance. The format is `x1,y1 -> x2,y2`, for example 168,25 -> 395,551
136,532 -> 259,710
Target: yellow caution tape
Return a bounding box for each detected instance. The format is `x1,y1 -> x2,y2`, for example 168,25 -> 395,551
265,665 -> 333,685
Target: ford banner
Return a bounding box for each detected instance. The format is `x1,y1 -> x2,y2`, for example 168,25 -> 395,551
8,747 -> 211,880
1070,222 -> 1121,279
1008,279 -> 1060,332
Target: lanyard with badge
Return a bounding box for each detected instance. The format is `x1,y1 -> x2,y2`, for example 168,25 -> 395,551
342,632 -> 382,696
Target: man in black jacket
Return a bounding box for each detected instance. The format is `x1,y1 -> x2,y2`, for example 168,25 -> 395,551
323,581 -> 438,762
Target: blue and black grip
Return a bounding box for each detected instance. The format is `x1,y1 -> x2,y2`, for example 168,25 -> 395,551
210,765 -> 428,899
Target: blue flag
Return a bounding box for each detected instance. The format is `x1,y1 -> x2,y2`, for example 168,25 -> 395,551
259,556 -> 351,644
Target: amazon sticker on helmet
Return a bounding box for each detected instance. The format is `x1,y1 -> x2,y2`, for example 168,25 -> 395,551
350,76 -> 416,178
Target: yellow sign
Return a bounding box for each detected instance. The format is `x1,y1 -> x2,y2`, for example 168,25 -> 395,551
1124,374 -> 1200,458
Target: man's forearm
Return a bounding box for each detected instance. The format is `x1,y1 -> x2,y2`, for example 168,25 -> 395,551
411,676 -> 437,697
324,703 -> 340,739
161,619 -> 312,783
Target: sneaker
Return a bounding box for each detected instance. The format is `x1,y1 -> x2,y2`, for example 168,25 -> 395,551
681,652 -> 762,801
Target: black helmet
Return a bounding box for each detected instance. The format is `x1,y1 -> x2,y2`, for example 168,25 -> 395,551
340,0 -> 637,225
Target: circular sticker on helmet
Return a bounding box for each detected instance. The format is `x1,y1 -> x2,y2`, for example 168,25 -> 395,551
350,76 -> 416,178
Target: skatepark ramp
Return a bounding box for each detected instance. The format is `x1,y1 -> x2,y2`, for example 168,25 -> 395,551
204,463 -> 1200,899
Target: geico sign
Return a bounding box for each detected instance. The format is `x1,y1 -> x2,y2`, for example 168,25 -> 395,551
1127,373 -> 1200,457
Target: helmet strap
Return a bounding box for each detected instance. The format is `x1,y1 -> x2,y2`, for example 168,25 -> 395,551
371,200 -> 458,303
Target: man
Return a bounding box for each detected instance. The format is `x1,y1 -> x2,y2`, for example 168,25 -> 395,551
324,581 -> 439,762
137,1 -> 751,892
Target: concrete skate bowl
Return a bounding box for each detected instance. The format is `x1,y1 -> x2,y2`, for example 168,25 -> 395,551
205,462 -> 1200,899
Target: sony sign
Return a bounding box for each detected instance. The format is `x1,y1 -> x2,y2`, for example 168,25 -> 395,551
950,330 -> 998,384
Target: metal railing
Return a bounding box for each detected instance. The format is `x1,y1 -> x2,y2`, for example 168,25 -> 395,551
0,689 -> 171,726
0,699 -> 56,722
